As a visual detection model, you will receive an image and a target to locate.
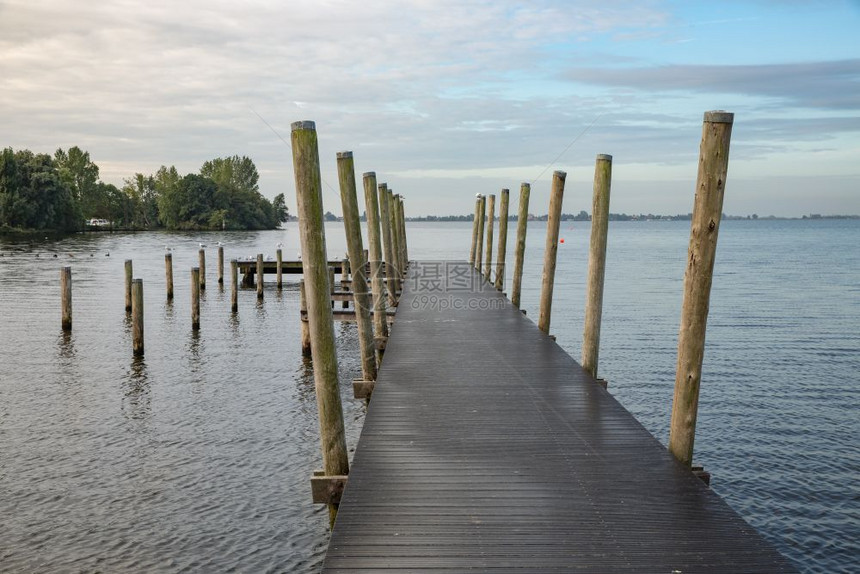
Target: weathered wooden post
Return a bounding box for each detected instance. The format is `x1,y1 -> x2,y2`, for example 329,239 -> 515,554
230,259 -> 238,312
337,151 -> 377,391
476,195 -> 487,273
483,193 -> 496,282
378,183 -> 398,305
328,266 -> 336,308
363,172 -> 389,357
276,248 -> 283,290
165,253 -> 174,301
61,266 -> 72,331
291,120 -> 349,523
537,171 -> 566,334
132,279 -> 144,356
191,267 -> 200,330
256,253 -> 264,299
494,189 -> 510,292
300,280 -> 312,356
511,183 -> 530,308
387,189 -> 402,282
198,249 -> 206,291
469,196 -> 481,265
669,111 -> 734,469
398,197 -> 409,266
582,155 -> 612,379
124,259 -> 133,312
341,256 -> 350,309
217,246 -> 224,285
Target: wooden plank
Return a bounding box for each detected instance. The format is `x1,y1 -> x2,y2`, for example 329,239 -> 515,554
321,261 -> 797,573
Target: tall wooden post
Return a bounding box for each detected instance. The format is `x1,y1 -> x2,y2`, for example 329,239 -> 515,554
469,196 -> 481,265
191,267 -> 200,330
291,120 -> 349,523
483,194 -> 496,282
378,183 -> 398,305
61,266 -> 72,331
230,259 -> 238,312
387,189 -> 402,283
276,248 -> 283,290
363,172 -> 389,352
218,246 -> 224,285
165,253 -> 174,301
475,195 -> 486,274
132,279 -> 144,356
124,259 -> 133,312
300,280 -> 312,356
256,253 -> 264,299
669,111 -> 734,468
494,189 -> 510,292
582,155 -> 612,379
537,171 -> 566,334
398,198 -> 409,266
199,249 -> 206,291
337,151 -> 377,383
511,183 -> 530,308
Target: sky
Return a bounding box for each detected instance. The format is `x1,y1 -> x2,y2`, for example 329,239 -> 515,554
2,0 -> 859,217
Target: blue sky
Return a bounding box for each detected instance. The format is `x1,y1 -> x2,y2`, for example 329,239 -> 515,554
1,0 -> 858,217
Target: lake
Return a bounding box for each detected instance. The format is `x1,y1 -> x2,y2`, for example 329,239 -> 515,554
1,219 -> 857,573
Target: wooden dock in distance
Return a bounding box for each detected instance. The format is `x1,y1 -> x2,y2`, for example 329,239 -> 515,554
321,261 -> 796,573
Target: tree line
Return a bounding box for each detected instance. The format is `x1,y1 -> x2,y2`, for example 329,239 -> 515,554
0,146 -> 289,232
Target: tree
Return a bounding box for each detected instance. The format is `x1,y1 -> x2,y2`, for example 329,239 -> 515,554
122,173 -> 158,228
54,147 -> 99,217
1,149 -> 78,231
272,193 -> 289,224
200,155 -> 259,193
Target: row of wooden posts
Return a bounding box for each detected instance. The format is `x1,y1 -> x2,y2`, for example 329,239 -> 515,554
466,111 -> 733,474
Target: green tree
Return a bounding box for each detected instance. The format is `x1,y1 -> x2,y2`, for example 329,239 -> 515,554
54,147 -> 99,217
272,193 -> 289,224
1,149 -> 78,230
200,155 -> 259,193
122,173 -> 158,228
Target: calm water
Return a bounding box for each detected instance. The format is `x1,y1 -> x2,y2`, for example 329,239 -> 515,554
1,220 -> 858,573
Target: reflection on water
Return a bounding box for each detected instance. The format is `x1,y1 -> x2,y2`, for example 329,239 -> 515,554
123,357 -> 152,420
1,223 -> 858,573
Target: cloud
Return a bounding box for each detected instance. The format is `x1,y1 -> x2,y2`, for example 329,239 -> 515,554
563,59 -> 860,110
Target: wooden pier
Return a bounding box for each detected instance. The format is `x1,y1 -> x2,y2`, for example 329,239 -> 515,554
321,261 -> 796,573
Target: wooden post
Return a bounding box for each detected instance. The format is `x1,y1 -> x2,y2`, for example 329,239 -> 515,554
124,259 -> 133,312
511,183 -> 530,308
387,189 -> 402,282
475,195 -> 486,273
399,198 -> 409,266
396,196 -> 407,271
494,189 -> 510,292
256,253 -> 264,299
61,266 -> 72,331
362,172 -> 389,352
165,253 -> 174,301
291,120 -> 349,523
198,249 -> 206,291
329,266 -> 336,308
337,151 -> 377,383
469,196 -> 481,265
276,248 -> 283,290
132,279 -> 144,356
582,154 -> 612,379
191,267 -> 200,330
341,256 -> 349,309
537,171 -> 566,334
669,111 -> 734,468
217,246 -> 224,285
230,259 -> 238,312
378,183 -> 398,305
483,193 -> 495,282
300,280 -> 312,355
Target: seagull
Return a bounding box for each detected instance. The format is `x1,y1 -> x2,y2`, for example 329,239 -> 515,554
216,241 -> 223,247
199,242 -> 206,248
164,246 -> 172,252
276,242 -> 283,249
105,251 -> 110,256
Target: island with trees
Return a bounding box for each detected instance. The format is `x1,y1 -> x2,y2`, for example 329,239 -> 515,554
0,146 -> 289,233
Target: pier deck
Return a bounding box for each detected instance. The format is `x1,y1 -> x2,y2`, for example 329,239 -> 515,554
322,261 -> 795,573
